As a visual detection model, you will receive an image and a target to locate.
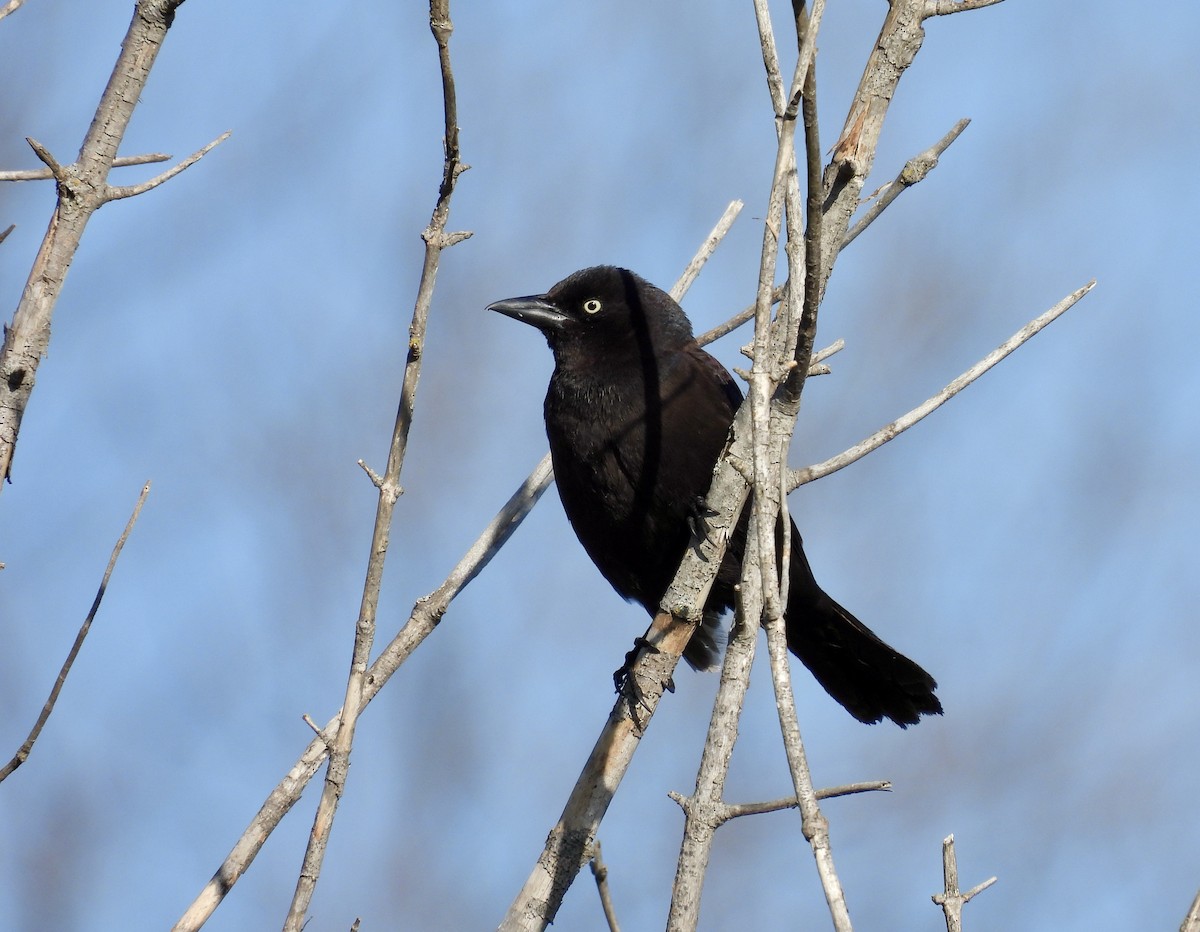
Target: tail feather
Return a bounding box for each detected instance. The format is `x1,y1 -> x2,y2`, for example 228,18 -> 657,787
786,580 -> 942,727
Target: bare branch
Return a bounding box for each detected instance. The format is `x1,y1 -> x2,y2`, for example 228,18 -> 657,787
0,481 -> 151,783
671,200 -> 743,301
924,0 -> 1007,16
790,280 -> 1096,490
0,224 -> 13,246
931,834 -> 998,932
0,152 -> 172,183
280,2 -> 468,928
25,136 -> 67,182
671,781 -> 892,822
0,0 -> 195,488
104,132 -> 231,201
843,118 -> 970,247
588,841 -> 621,932
1181,886 -> 1200,932
173,455 -> 554,931
0,0 -> 26,21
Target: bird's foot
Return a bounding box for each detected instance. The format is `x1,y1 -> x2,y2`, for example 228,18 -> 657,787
614,637 -> 675,725
687,496 -> 720,559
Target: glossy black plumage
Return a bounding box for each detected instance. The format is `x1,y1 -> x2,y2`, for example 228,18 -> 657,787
488,266 -> 941,726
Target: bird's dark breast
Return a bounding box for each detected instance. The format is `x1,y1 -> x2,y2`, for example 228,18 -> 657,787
544,356 -> 735,610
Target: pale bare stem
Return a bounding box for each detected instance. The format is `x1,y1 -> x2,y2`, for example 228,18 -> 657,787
356,458 -> 385,490
843,118 -> 970,247
0,0 -> 27,22
718,781 -> 892,819
931,835 -> 998,932
1181,887 -> 1200,932
24,136 -> 66,180
0,0 -> 193,489
0,481 -> 151,783
104,131 -> 232,201
693,286 -> 784,346
588,841 -> 622,932
173,457 -> 552,932
0,152 -> 172,182
670,200 -> 743,301
280,2 -> 468,929
752,0 -> 786,114
924,0 -> 1007,16
666,588 -> 760,930
790,281 -> 1096,490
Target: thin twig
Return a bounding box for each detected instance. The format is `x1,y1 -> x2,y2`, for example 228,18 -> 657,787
0,481 -> 151,783
104,132 -> 231,201
0,152 -> 173,183
589,841 -> 621,932
843,118 -> 970,247
0,224 -> 13,246
670,780 -> 891,824
280,2 -> 467,929
790,281 -> 1096,490
671,200 -> 743,301
931,834 -> 997,932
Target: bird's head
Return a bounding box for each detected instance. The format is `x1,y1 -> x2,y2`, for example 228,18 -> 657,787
486,266 -> 695,362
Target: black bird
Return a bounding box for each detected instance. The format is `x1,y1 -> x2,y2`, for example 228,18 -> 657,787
488,266 -> 941,727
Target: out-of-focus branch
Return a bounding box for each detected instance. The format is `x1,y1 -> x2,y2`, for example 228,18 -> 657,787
931,835 -> 997,932
0,0 -> 26,23
1181,886 -> 1200,932
280,2 -> 470,928
0,481 -> 150,782
0,0 -> 201,489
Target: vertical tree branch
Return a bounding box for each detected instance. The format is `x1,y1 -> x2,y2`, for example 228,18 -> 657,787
931,835 -> 997,931
280,2 -> 470,928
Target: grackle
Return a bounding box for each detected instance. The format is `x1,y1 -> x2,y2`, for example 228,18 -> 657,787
488,266 -> 941,727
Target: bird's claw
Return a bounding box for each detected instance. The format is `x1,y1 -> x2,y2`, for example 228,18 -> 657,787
687,496 -> 720,560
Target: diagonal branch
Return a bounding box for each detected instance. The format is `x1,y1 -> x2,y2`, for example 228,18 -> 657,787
104,131 -> 231,201
789,280 -> 1096,490
0,481 -> 151,782
843,117 -> 970,247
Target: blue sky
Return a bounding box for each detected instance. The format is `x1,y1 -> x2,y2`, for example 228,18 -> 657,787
1,1 -> 1197,929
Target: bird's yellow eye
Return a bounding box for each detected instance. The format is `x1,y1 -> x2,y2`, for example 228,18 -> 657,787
583,298 -> 602,315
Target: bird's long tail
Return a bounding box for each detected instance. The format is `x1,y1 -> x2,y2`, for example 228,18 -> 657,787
784,548 -> 942,727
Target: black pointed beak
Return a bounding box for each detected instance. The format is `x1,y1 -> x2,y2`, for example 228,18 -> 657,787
486,294 -> 570,332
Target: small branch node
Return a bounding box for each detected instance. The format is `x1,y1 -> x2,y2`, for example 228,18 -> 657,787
357,459 -> 384,489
